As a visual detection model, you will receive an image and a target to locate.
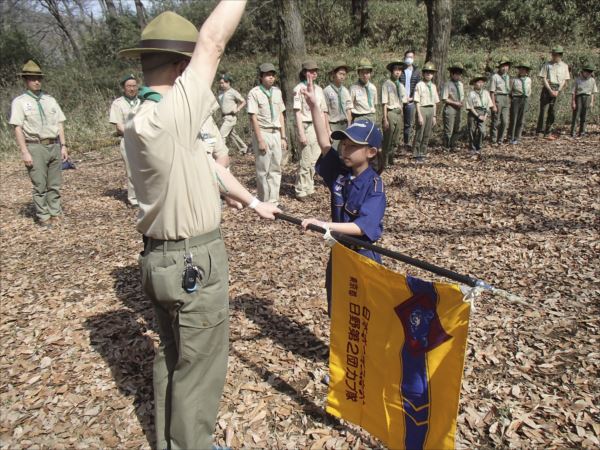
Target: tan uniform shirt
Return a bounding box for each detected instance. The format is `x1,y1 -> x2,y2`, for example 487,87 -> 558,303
9,92 -> 66,140
201,111 -> 229,158
381,79 -> 407,110
109,96 -> 141,126
349,81 -> 378,114
123,68 -> 221,240
466,89 -> 492,114
572,76 -> 598,96
539,61 -> 571,85
293,82 -> 328,122
218,87 -> 244,115
441,80 -> 465,104
323,84 -> 352,122
510,77 -> 532,97
489,73 -> 511,94
413,81 -> 440,106
247,85 -> 286,129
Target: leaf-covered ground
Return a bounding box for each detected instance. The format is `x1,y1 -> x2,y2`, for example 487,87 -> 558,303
1,132 -> 598,449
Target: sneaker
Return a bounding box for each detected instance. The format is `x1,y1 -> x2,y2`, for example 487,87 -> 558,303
510,140 -> 518,145
38,220 -> 53,229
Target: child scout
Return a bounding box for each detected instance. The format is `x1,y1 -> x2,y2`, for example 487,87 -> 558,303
536,45 -> 570,139
381,58 -> 407,167
441,63 -> 465,150
412,62 -> 439,162
466,75 -> 493,153
218,73 -> 248,154
323,62 -> 353,136
350,58 -> 378,123
293,60 -> 329,201
247,63 -> 287,204
570,63 -> 597,138
489,57 -> 511,145
9,60 -> 69,228
508,62 -> 532,144
109,73 -> 141,207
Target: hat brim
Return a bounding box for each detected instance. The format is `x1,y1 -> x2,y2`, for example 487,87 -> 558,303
423,69 -> 438,73
118,47 -> 192,59
470,77 -> 487,84
447,67 -> 464,72
386,61 -> 404,71
515,65 -> 531,70
330,65 -> 351,73
20,72 -> 44,77
498,61 -> 512,66
357,66 -> 373,71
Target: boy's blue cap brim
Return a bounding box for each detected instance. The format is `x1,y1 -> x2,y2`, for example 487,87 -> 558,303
331,119 -> 383,148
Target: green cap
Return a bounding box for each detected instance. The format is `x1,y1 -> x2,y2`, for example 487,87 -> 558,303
515,62 -> 532,70
330,62 -> 351,73
302,60 -> 319,71
357,58 -> 373,71
259,63 -> 277,74
497,57 -> 511,66
219,73 -> 233,82
447,62 -> 464,73
386,59 -> 404,72
119,11 -> 197,59
422,61 -> 437,72
551,45 -> 564,54
582,63 -> 595,72
120,73 -> 136,85
19,60 -> 44,77
470,75 -> 487,85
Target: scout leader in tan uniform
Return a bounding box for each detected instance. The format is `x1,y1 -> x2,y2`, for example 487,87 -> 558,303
350,58 -> 378,123
9,60 -> 69,228
218,73 -> 248,154
441,63 -> 465,150
293,60 -> 328,201
109,73 -> 140,207
381,58 -> 407,167
119,5 -> 280,449
323,62 -> 352,135
536,45 -> 570,139
247,63 -> 287,204
489,57 -> 512,145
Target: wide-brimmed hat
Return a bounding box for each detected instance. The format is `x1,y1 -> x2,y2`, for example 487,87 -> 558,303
330,62 -> 350,73
19,60 -> 44,77
497,57 -> 511,66
422,61 -> 437,72
120,73 -> 136,85
258,63 -> 277,74
357,58 -> 374,71
331,119 -> 383,149
582,63 -> 595,72
551,45 -> 564,54
515,62 -> 532,70
447,62 -> 465,73
302,60 -> 319,71
119,12 -> 197,59
470,75 -> 487,84
386,59 -> 404,72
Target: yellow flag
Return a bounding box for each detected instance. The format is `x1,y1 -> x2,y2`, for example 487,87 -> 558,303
327,243 -> 471,450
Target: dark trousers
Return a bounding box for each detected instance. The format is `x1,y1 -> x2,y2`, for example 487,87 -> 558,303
468,111 -> 486,151
509,96 -> 528,142
536,85 -> 560,135
402,102 -> 416,145
571,95 -> 592,136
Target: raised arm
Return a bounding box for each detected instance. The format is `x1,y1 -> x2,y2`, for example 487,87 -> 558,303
302,77 -> 331,155
190,0 -> 247,85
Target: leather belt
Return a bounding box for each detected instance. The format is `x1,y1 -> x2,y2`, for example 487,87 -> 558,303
26,138 -> 59,145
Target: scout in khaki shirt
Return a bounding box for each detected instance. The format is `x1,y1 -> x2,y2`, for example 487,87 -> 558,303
489,57 -> 511,145
536,45 -> 571,139
508,62 -> 532,144
217,74 -> 248,154
350,58 -> 378,123
109,73 -> 140,206
9,60 -> 68,227
381,58 -> 407,167
119,6 -> 279,449
247,63 -> 287,204
293,60 -> 328,201
570,64 -> 597,137
441,63 -> 465,150
412,62 -> 439,161
323,62 -> 352,137
466,75 -> 493,153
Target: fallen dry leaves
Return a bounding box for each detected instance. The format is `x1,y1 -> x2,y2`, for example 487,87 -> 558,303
0,131 -> 598,449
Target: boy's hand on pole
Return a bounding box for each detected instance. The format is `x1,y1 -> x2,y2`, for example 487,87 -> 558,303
254,202 -> 281,220
301,217 -> 324,232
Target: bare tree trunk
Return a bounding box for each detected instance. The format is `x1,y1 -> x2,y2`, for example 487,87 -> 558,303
104,0 -> 118,18
134,0 -> 147,28
425,0 -> 452,86
278,0 -> 306,164
38,0 -> 82,59
351,0 -> 369,41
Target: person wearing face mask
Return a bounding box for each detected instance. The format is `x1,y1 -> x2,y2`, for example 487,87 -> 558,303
109,73 -> 141,207
399,50 -> 421,150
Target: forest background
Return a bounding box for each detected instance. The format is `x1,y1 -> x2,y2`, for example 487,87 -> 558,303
1,0 -> 599,157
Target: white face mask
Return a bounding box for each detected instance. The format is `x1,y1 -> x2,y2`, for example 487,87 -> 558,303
404,57 -> 414,66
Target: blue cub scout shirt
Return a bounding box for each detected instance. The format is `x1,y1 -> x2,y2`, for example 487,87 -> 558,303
316,149 -> 386,263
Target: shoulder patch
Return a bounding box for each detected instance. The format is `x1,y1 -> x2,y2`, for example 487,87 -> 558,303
373,176 -> 384,193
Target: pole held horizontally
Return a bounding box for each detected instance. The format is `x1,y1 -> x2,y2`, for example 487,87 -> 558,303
275,212 -> 489,288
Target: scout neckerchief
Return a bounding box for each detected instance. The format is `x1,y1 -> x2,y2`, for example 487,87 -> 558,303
259,84 -> 275,121
329,83 -> 344,114
502,73 -> 509,93
138,86 -> 162,103
25,90 -> 46,125
393,77 -> 402,101
359,79 -> 372,107
426,81 -> 433,103
476,89 -> 487,108
124,95 -> 138,108
520,77 -> 528,97
453,80 -> 461,101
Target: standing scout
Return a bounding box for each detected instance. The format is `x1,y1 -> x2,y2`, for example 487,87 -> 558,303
119,5 -> 280,449
293,60 -> 328,201
412,62 -> 439,162
508,62 -> 532,145
441,63 -> 465,150
570,63 -> 597,138
536,45 -> 570,140
247,63 -> 287,204
109,73 -> 140,207
381,58 -> 407,167
399,50 -> 421,149
489,57 -> 511,145
218,74 -> 248,154
323,62 -> 352,143
9,60 -> 68,228
349,58 -> 378,123
466,75 -> 493,154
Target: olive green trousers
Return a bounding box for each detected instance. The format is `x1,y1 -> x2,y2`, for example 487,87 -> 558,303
491,94 -> 510,143
413,106 -> 434,157
442,104 -> 462,149
140,230 -> 229,450
27,143 -> 62,222
382,108 -> 402,166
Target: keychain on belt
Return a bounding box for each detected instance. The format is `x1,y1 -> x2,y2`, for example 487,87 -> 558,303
182,253 -> 204,293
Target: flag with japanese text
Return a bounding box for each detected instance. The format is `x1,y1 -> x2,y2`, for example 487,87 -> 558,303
326,243 -> 471,450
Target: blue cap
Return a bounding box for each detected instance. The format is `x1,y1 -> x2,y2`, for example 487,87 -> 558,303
331,120 -> 383,149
